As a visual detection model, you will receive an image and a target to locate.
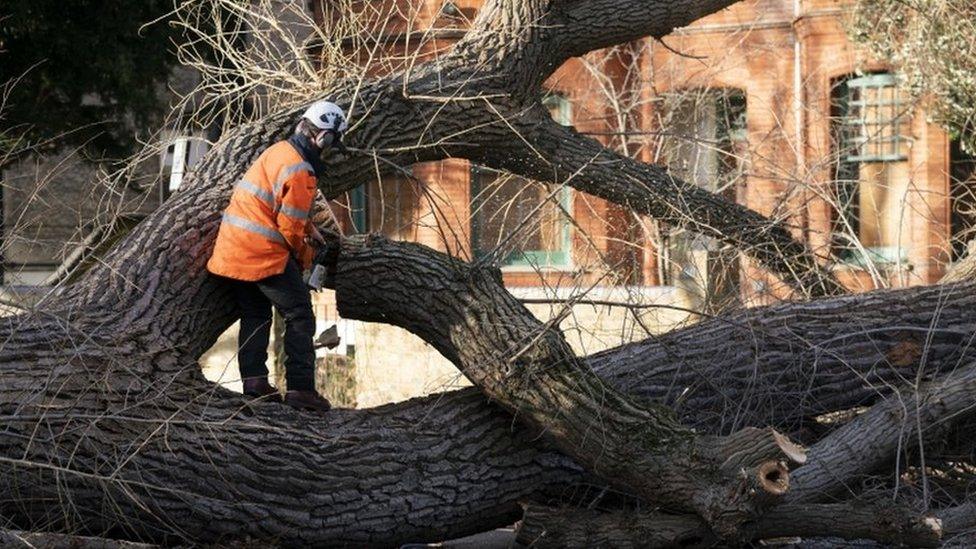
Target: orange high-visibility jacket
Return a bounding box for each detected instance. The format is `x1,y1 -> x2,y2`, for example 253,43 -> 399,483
207,140 -> 317,281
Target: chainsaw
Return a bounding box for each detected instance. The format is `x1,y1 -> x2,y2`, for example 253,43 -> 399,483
307,240 -> 340,292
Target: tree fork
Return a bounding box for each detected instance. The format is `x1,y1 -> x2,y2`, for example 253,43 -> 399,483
328,235 -> 806,534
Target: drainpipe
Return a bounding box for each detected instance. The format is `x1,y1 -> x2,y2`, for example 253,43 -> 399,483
793,0 -> 809,244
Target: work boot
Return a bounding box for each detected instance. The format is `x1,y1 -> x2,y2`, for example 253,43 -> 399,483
284,390 -> 333,413
242,378 -> 280,401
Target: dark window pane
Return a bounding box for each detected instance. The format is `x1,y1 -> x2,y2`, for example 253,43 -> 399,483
659,88 -> 746,309
470,94 -> 572,266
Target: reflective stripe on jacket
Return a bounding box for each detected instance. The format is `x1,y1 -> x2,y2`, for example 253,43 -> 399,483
207,140 -> 317,281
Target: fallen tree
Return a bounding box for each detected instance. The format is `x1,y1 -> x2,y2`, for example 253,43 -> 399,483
6,231 -> 975,546
516,502 -> 945,548
2,0 -> 975,547
3,228 -> 976,546
514,356 -> 976,547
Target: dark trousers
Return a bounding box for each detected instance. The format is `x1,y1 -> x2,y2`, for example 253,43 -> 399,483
232,258 -> 316,391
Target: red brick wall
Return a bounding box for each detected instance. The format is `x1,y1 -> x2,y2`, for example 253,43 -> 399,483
313,0 -> 954,295
798,2 -> 950,287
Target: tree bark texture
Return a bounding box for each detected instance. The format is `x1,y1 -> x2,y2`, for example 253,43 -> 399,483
516,502 -> 944,548
0,0 -> 966,545
786,361 -> 976,504
329,235 -> 807,535
4,175 -> 976,546
5,270 -> 973,544
3,182 -> 975,547
514,359 -> 976,547
0,529 -> 157,549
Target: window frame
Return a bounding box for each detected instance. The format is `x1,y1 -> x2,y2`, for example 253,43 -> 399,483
470,93 -> 574,269
841,73 -> 909,163
829,71 -> 912,267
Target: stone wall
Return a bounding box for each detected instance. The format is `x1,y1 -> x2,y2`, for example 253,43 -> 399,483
201,286 -> 697,407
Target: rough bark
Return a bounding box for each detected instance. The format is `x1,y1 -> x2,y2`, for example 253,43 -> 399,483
940,503 -> 976,536
787,361 -> 976,503
939,505 -> 976,549
0,358 -> 581,546
512,358 -> 976,547
516,505 -> 714,548
754,504 -> 942,547
3,205 -> 973,547
5,229 -> 966,546
516,502 -> 944,548
0,530 -> 156,549
329,235 -> 808,535
3,195 -> 974,546
0,0 -> 958,545
591,279 -> 976,435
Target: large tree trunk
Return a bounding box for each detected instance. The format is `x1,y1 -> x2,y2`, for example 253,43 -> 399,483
0,362 -> 576,545
328,235 -> 807,536
512,358 -> 976,547
1,149 -> 971,544
591,279 -> 976,435
6,277 -> 973,544
516,502 -> 945,548
2,144 -> 973,545
1,0 -> 968,545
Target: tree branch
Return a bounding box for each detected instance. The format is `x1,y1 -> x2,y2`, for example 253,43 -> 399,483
328,234 -> 805,535
590,279 -> 976,435
516,502 -> 943,548
554,0 -> 740,63
448,0 -> 741,93
473,111 -> 843,296
0,529 -> 156,549
787,360 -> 976,503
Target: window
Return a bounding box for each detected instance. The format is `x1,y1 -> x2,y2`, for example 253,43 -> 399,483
348,185 -> 368,233
470,94 -> 572,267
659,88 -> 746,308
831,73 -> 912,265
369,174 -> 420,239
344,170 -> 421,239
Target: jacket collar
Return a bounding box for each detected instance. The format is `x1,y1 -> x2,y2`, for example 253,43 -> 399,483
287,133 -> 327,177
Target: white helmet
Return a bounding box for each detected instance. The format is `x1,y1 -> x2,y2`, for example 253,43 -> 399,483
302,100 -> 348,134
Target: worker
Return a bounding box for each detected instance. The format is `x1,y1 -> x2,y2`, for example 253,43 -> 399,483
207,100 -> 348,413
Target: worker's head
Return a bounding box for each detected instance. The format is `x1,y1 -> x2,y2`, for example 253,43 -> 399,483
296,100 -> 348,153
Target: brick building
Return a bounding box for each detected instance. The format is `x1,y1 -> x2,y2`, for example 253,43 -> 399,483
314,0 -> 975,297
273,0 -> 976,405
